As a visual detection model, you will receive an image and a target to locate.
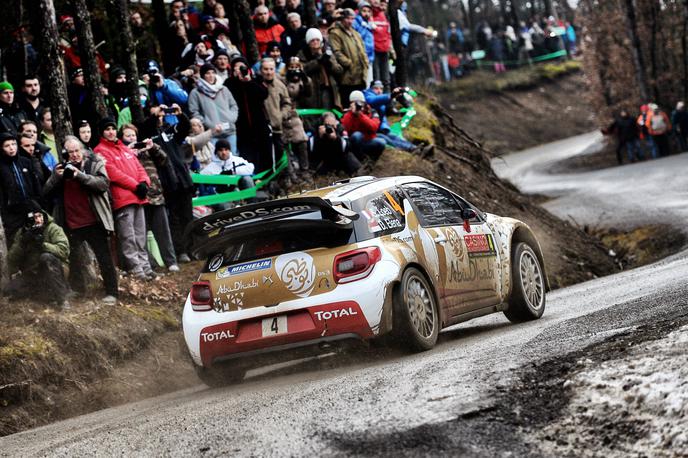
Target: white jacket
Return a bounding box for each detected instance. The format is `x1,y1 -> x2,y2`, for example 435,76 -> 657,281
200,154 -> 255,176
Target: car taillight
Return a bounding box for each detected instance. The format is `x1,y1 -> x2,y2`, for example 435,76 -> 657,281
190,281 -> 213,311
333,247 -> 382,284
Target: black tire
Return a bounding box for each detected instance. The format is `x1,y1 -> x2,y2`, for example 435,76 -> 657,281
194,361 -> 246,388
393,267 -> 439,351
504,242 -> 546,323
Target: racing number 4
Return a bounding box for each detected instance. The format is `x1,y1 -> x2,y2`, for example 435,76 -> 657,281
262,315 -> 288,337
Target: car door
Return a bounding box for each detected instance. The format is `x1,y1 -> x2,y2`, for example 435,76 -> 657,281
401,182 -> 501,317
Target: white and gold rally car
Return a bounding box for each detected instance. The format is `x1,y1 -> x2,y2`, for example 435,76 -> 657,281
183,176 -> 548,385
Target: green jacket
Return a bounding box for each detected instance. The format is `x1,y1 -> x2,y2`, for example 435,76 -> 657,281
328,22 -> 369,87
9,213 -> 70,273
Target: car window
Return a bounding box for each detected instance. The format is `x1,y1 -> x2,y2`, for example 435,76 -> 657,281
352,189 -> 406,240
402,182 -> 464,227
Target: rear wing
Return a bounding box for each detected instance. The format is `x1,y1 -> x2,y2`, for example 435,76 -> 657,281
186,197 -> 359,258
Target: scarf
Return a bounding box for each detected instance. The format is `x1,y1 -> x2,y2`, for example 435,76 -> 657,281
196,77 -> 224,99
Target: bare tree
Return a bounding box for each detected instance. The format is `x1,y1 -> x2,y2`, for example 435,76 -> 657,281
34,0 -> 72,148
72,0 -> 108,120
113,0 -> 143,124
235,0 -> 259,64
303,0 -> 317,28
388,0 -> 406,86
620,0 -> 650,101
0,214 -> 8,293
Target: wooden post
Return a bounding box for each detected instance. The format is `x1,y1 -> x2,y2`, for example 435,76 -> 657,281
72,0 -> 109,120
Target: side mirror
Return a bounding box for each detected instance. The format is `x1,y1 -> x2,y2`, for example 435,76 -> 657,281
462,207 -> 477,221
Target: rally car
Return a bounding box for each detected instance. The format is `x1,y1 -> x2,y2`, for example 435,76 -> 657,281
183,176 -> 548,386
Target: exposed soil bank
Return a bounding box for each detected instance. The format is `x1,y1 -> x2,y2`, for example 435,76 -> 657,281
439,70 -> 596,155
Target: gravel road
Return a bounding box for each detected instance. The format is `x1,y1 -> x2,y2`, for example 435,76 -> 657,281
2,133 -> 686,457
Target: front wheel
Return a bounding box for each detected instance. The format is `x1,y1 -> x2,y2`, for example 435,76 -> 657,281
393,267 -> 439,351
504,242 -> 546,323
194,361 -> 246,388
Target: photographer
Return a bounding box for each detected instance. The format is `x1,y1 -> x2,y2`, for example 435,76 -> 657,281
144,60 -> 189,127
309,112 -> 360,174
297,28 -> 343,110
225,56 -> 272,171
120,124 -> 179,272
43,136 -> 119,305
188,63 -> 239,152
94,118 -> 156,281
363,81 -> 420,152
140,105 -> 194,263
328,8 -> 369,104
7,200 -> 70,310
284,56 -> 312,108
200,139 -> 256,208
341,91 -> 386,161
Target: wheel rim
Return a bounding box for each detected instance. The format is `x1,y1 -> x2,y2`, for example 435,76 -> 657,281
405,274 -> 436,338
519,249 -> 544,310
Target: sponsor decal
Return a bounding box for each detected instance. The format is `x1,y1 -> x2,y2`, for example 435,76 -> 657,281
313,307 -> 359,321
213,292 -> 245,312
262,274 -> 274,285
446,228 -> 465,260
318,277 -> 332,289
217,278 -> 258,294
464,234 -> 496,258
275,251 -> 316,298
449,259 -> 495,283
200,330 -> 235,342
216,259 -> 272,279
208,254 -> 223,272
202,205 -> 314,232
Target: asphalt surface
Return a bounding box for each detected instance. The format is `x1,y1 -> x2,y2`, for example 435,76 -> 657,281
2,133 -> 688,457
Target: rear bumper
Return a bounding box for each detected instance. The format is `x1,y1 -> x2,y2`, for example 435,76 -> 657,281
196,301 -> 373,367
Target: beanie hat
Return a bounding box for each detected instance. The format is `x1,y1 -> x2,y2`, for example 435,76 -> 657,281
349,90 -> 365,103
98,118 -> 117,135
214,49 -> 230,60
215,139 -> 231,152
230,55 -> 248,67
200,63 -> 216,78
145,59 -> 161,75
305,28 -> 323,44
0,132 -> 16,146
0,81 -> 13,92
372,80 -> 384,88
358,1 -> 372,9
70,67 -> 84,81
265,41 -> 281,53
110,66 -> 126,79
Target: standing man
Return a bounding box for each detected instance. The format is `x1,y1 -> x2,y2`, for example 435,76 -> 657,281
94,118 -> 156,280
329,9 -> 369,104
354,2 -> 376,87
254,5 -> 285,56
370,0 -> 392,91
280,13 -> 308,60
0,81 -> 27,136
43,136 -> 119,305
17,76 -> 45,124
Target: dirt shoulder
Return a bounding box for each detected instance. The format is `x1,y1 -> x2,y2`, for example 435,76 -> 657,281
437,63 -> 596,155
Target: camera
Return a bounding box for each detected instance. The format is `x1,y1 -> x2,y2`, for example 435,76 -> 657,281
63,161 -> 80,179
151,73 -> 162,85
325,125 -> 334,135
238,65 -> 250,77
354,101 -> 365,111
163,107 -> 177,114
131,141 -> 148,149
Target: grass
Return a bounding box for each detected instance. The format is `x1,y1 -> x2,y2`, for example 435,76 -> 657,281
439,59 -> 582,99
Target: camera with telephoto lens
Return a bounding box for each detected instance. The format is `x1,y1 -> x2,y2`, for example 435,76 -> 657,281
354,101 -> 365,111
325,125 -> 334,135
239,65 -> 250,77
395,87 -> 413,109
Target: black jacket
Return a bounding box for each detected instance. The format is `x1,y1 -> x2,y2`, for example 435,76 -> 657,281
0,101 -> 27,136
141,113 -> 194,193
0,152 -> 43,239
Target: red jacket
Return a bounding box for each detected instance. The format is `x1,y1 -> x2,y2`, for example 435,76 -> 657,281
94,138 -> 150,210
254,18 -> 285,55
372,8 -> 391,53
342,111 -> 380,141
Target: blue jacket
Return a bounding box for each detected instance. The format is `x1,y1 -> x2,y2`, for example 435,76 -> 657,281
354,15 -> 375,63
149,78 -> 189,126
363,88 -> 391,133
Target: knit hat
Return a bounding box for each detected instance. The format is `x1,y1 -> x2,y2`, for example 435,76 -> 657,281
358,1 -> 372,10
0,81 -> 13,92
372,80 -> 384,88
230,55 -> 248,67
214,49 -> 230,60
349,90 -> 365,103
200,63 -> 216,78
110,66 -> 126,79
0,132 -> 16,146
305,28 -> 323,44
265,41 -> 281,53
70,67 -> 84,81
145,59 -> 161,75
98,118 -> 117,135
340,8 -> 356,18
215,138 -> 231,152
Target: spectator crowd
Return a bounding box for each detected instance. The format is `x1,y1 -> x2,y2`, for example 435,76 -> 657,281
0,0 -> 439,310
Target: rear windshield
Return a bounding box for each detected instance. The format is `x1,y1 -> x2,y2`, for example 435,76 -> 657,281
351,188 -> 406,241
204,226 -> 353,272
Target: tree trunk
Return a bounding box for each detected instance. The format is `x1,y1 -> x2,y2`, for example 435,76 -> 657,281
72,0 -> 108,120
388,0 -> 406,86
544,0 -> 553,17
683,0 -> 688,100
509,0 -> 521,26
620,0 -> 650,102
151,0 -> 168,68
223,0 -> 242,47
467,0 -> 477,40
113,0 -> 144,125
235,0 -> 259,64
648,0 -> 659,101
498,0 -> 510,27
303,0 -> 317,28
34,0 -> 72,148
0,214 -> 8,293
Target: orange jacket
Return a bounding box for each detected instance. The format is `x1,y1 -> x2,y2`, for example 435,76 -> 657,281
646,111 -> 672,136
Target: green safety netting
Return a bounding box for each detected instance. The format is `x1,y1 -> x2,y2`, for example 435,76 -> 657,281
476,49 -> 568,67
191,92 -> 418,206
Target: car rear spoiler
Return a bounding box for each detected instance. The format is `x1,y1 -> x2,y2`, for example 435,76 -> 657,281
185,197 -> 359,258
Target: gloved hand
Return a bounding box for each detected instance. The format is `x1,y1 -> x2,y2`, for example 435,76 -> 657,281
24,229 -> 44,245
134,182 -> 149,200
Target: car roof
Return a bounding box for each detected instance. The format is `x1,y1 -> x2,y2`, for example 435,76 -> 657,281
293,176 -> 430,204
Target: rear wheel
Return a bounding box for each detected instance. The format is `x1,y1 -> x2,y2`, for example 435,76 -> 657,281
393,267 -> 439,351
194,362 -> 246,388
504,242 -> 546,323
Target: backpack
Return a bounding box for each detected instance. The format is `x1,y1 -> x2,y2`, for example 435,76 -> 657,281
651,113 -> 667,134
